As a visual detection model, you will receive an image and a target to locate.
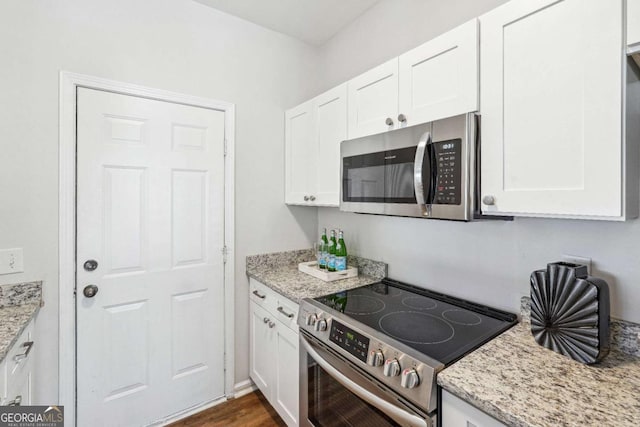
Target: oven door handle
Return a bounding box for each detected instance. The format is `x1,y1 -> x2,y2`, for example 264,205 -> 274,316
301,337 -> 429,427
414,132 -> 431,217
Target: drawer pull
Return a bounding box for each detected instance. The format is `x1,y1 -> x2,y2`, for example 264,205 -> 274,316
277,306 -> 294,318
13,341 -> 34,363
268,321 -> 276,328
7,395 -> 22,406
252,290 -> 266,299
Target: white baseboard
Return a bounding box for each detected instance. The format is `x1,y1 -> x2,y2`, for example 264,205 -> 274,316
150,396 -> 228,426
147,380 -> 257,426
233,379 -> 257,398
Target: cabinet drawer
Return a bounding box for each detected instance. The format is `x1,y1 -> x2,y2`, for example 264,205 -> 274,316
249,278 -> 273,309
5,321 -> 34,388
273,296 -> 298,331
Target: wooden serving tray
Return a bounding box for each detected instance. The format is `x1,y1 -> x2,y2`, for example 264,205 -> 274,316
298,261 -> 358,282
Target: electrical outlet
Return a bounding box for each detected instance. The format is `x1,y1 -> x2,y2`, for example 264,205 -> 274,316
0,248 -> 24,275
561,254 -> 592,275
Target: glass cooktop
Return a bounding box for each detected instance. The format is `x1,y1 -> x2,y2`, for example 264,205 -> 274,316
314,278 -> 517,366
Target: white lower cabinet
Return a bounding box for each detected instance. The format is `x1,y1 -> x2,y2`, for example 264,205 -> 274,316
1,318 -> 36,406
249,279 -> 299,426
441,390 -> 506,427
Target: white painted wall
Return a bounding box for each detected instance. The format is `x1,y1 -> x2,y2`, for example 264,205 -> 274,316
316,0 -> 640,323
0,0 -> 319,404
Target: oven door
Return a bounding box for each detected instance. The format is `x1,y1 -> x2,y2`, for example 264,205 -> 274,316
300,333 -> 433,427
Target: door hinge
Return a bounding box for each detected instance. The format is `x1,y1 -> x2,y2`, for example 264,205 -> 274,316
222,245 -> 228,264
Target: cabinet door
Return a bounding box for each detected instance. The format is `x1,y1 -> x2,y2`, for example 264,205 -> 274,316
272,323 -> 299,427
441,390 -> 506,427
629,0 -> 640,49
480,0 -> 624,218
399,19 -> 478,125
313,84 -> 347,207
249,302 -> 274,398
285,100 -> 315,205
348,58 -> 399,139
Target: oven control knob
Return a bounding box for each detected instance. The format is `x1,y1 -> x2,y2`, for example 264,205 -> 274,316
401,368 -> 420,389
383,359 -> 401,377
367,350 -> 384,367
306,313 -> 317,327
314,318 -> 328,332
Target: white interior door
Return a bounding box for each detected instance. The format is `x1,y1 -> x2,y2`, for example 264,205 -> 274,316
76,87 -> 226,426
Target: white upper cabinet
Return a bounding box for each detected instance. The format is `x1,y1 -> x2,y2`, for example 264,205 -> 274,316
347,19 -> 479,140
347,59 -> 399,139
480,0 -> 629,219
313,84 -> 347,206
285,85 -> 347,207
399,19 -> 479,125
629,0 -> 640,50
285,100 -> 315,205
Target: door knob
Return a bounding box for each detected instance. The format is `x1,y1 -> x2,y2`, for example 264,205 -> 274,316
83,259 -> 98,271
398,114 -> 407,123
83,284 -> 99,298
385,117 -> 394,126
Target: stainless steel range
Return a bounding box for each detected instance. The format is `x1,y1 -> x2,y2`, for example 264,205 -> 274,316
298,278 -> 516,427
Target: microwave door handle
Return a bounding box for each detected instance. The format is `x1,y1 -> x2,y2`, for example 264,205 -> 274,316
301,337 -> 429,427
414,132 -> 431,216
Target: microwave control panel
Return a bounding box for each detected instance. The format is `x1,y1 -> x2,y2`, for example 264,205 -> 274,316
433,138 -> 461,205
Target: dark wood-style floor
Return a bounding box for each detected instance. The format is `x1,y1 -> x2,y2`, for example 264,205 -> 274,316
168,391 -> 287,427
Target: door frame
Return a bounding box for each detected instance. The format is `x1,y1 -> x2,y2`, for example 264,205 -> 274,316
59,71 -> 236,426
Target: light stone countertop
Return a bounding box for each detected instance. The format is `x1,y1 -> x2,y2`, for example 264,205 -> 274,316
0,303 -> 40,363
0,281 -> 42,364
438,320 -> 640,427
246,249 -> 387,303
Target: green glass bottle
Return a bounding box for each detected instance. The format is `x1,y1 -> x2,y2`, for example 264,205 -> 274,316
327,229 -> 337,272
319,228 -> 329,269
335,230 -> 347,271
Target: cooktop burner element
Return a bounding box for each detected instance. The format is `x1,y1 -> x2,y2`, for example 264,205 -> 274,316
343,295 -> 386,315
402,296 -> 438,310
379,311 -> 454,344
442,309 -> 483,326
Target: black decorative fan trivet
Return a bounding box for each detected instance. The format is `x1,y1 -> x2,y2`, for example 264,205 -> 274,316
530,262 -> 610,364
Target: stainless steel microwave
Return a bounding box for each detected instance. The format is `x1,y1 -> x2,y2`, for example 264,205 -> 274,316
340,113 -> 478,221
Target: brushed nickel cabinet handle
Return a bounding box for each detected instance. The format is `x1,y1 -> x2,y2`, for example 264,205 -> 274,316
7,395 -> 22,406
277,306 -> 294,318
13,341 -> 34,363
252,290 -> 266,299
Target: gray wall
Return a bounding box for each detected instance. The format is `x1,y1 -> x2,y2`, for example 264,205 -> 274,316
0,0 -> 319,403
316,0 -> 640,323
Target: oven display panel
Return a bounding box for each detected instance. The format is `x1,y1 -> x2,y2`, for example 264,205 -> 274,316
329,320 -> 370,363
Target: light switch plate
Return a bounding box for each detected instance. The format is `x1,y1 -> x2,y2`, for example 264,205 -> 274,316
0,248 -> 24,275
561,254 -> 592,275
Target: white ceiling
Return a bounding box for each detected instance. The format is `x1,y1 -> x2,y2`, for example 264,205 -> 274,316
193,0 -> 381,46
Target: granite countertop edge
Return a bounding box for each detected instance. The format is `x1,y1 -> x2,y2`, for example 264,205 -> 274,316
246,249 -> 387,303
0,303 -> 41,364
437,320 -> 640,427
0,281 -> 43,364
246,267 -> 382,303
